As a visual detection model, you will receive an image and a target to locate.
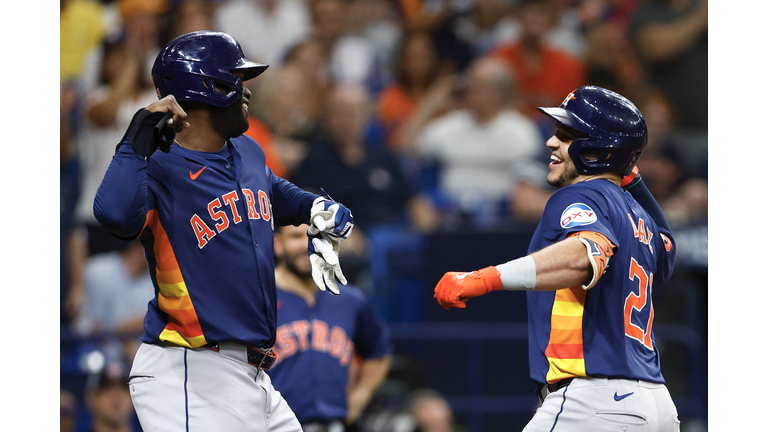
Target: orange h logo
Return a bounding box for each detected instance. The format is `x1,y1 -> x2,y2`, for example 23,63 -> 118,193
561,91 -> 577,107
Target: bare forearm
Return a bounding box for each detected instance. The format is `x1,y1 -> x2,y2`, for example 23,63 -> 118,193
347,355 -> 392,421
87,59 -> 141,126
398,76 -> 454,152
64,229 -> 88,320
636,2 -> 708,62
435,237 -> 595,310
530,237 -> 591,291
349,355 -> 391,397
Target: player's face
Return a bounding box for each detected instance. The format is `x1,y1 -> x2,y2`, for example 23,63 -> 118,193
208,72 -> 251,139
545,123 -> 582,188
275,224 -> 313,278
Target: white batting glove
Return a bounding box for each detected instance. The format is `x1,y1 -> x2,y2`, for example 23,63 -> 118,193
309,197 -> 354,239
307,232 -> 347,295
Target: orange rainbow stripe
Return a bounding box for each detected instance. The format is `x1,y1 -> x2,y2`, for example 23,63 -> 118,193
143,210 -> 207,348
544,286 -> 587,383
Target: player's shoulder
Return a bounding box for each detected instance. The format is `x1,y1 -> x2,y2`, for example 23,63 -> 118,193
231,134 -> 262,150
548,180 -> 608,206
230,134 -> 267,162
146,144 -> 206,179
543,181 -> 616,227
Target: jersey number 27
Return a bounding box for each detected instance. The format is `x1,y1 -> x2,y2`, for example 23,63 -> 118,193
623,258 -> 655,350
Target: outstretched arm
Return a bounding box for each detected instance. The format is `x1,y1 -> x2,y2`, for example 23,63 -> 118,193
434,231 -> 615,309
528,237 -> 592,291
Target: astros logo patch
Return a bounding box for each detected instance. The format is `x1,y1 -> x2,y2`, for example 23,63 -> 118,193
560,203 -> 597,228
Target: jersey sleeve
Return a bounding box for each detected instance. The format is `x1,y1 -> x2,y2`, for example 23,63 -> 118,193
539,185 -> 619,249
624,177 -> 671,232
93,144 -> 153,240
353,299 -> 393,360
267,166 -> 319,227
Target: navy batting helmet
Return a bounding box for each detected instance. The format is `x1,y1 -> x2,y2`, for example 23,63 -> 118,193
537,86 -> 647,176
151,31 -> 268,108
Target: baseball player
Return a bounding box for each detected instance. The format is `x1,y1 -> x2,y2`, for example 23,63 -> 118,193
268,223 -> 393,432
433,86 -> 680,431
93,31 -> 354,432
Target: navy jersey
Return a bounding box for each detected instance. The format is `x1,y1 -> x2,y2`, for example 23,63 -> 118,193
267,285 -> 392,424
94,136 -> 317,349
526,179 -> 676,385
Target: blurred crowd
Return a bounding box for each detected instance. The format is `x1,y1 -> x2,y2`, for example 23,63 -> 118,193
60,0 -> 707,430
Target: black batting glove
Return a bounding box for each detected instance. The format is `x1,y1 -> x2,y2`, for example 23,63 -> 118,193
116,109 -> 175,160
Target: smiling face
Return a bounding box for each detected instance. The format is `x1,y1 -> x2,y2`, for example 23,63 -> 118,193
226,70 -> 252,121
545,122 -> 589,188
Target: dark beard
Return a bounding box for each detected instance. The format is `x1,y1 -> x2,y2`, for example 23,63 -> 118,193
208,100 -> 249,139
283,252 -> 314,281
547,165 -> 580,188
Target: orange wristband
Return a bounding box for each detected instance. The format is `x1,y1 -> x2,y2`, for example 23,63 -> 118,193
621,166 -> 641,188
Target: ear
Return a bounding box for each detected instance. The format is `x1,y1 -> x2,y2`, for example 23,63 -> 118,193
156,89 -> 162,99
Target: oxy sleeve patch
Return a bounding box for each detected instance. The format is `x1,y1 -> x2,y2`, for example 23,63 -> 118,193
560,203 -> 597,229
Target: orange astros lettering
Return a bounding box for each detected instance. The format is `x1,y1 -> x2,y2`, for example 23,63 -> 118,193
190,166 -> 207,180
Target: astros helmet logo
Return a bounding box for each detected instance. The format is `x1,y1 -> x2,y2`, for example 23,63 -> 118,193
561,91 -> 577,108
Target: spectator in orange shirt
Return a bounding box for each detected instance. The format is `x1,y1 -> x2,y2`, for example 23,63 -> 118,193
247,48 -> 327,176
376,30 -> 453,152
491,0 -> 586,121
244,115 -> 290,180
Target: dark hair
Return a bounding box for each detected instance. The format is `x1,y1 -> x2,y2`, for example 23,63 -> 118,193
394,30 -> 440,93
99,31 -> 127,85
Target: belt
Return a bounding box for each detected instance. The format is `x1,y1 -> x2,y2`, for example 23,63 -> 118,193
536,377 -> 574,404
203,343 -> 277,370
547,377 -> 573,393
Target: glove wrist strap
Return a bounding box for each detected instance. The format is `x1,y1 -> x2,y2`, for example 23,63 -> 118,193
312,196 -> 326,206
496,256 -> 537,291
477,266 -> 503,292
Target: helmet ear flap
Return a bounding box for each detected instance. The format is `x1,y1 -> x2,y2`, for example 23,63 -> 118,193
203,78 -> 235,96
568,137 -> 600,174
